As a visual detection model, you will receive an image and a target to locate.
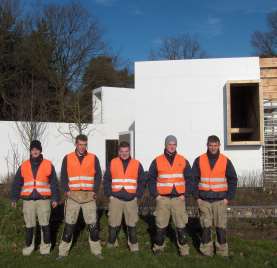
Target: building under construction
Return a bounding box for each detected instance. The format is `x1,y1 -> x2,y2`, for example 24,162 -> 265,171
261,58 -> 277,186
1,56 -> 277,185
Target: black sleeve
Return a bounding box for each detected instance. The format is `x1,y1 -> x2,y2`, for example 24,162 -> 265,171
49,165 -> 60,202
148,160 -> 158,198
226,159 -> 238,200
103,163 -> 112,197
10,166 -> 23,202
192,157 -> 201,199
94,156 -> 102,193
60,156 -> 70,192
136,163 -> 146,199
184,160 -> 193,196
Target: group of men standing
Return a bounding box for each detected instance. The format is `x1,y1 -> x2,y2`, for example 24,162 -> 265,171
11,133 -> 238,259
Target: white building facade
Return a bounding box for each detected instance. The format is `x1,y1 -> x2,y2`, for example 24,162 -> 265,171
0,57 -> 263,181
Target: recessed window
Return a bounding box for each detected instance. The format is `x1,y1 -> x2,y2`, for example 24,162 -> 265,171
226,80 -> 264,145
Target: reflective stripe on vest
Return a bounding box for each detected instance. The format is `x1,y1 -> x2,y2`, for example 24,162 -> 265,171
20,159 -> 52,197
67,152 -> 96,191
198,153 -> 228,192
156,154 -> 186,195
110,157 -> 139,193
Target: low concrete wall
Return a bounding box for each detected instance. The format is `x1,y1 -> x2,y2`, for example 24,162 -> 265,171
139,205 -> 277,218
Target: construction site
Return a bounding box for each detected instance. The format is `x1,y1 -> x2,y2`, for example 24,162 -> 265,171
1,56 -> 277,187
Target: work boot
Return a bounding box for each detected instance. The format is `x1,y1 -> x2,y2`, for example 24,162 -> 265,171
89,238 -> 103,258
215,242 -> 229,257
40,225 -> 51,255
107,226 -> 119,248
22,227 -> 35,256
88,223 -> 103,257
215,227 -> 228,257
58,223 -> 75,257
178,242 -> 189,257
127,226 -> 139,252
176,228 -> 189,256
153,243 -> 165,256
153,227 -> 167,255
106,240 -> 119,248
200,241 -> 214,257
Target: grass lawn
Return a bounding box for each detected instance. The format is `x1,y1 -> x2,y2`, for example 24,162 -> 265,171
1,197 -> 277,268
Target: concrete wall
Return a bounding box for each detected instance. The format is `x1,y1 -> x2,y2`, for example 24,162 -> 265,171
0,122 -> 110,179
92,86 -> 136,149
135,57 -> 263,177
101,86 -> 135,134
0,87 -> 136,180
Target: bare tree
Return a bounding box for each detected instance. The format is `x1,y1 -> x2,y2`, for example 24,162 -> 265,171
15,121 -> 47,151
5,141 -> 22,177
58,91 -> 96,144
251,10 -> 277,56
149,33 -> 206,60
14,72 -> 48,152
40,1 -> 105,121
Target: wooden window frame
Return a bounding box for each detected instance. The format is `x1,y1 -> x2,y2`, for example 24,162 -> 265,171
226,80 -> 264,146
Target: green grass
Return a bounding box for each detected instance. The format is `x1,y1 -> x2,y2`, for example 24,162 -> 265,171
1,197 -> 277,268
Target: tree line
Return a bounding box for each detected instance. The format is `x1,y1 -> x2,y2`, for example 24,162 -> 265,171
0,0 -> 276,124
0,0 -> 134,123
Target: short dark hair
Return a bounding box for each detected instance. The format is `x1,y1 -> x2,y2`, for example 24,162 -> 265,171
119,141 -> 130,149
75,134 -> 88,143
207,135 -> 220,144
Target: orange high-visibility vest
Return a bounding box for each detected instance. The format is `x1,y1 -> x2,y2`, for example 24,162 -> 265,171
67,152 -> 96,191
198,153 -> 228,192
21,159 -> 52,197
156,154 -> 186,195
110,157 -> 139,194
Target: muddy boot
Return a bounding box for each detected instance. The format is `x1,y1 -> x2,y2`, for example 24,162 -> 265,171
58,223 -> 75,257
176,228 -> 189,256
153,227 -> 166,255
22,227 -> 35,256
215,227 -> 228,257
107,226 -> 119,248
200,227 -> 214,256
40,225 -> 51,255
88,223 -> 103,258
127,226 -> 139,252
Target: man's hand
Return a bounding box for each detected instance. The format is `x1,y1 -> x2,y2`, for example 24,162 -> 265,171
179,195 -> 185,200
66,191 -> 71,198
52,201 -> 58,209
223,199 -> 229,205
11,202 -> 17,208
156,195 -> 161,200
197,198 -> 202,205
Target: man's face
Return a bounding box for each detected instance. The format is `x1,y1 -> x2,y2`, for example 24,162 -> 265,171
76,140 -> 88,154
118,146 -> 130,160
166,142 -> 177,154
30,148 -> 41,158
207,142 -> 220,155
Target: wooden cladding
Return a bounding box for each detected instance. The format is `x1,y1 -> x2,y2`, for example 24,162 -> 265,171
260,57 -> 277,100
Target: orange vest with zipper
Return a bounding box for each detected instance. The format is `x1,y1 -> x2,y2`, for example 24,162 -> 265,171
67,152 -> 96,191
21,159 -> 52,197
198,153 -> 228,192
156,154 -> 186,195
110,157 -> 140,194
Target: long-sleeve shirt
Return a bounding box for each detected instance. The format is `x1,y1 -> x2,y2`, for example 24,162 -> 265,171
192,151 -> 238,201
103,157 -> 146,201
60,151 -> 102,193
11,155 -> 60,202
148,150 -> 193,198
